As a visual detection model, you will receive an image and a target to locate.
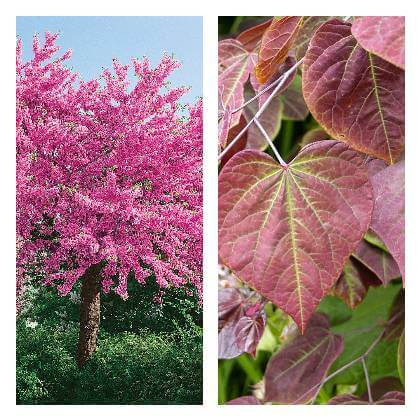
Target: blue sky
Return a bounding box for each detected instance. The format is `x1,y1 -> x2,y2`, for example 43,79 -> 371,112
16,16 -> 203,105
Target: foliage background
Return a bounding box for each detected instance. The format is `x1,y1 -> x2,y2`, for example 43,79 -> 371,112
17,276 -> 203,404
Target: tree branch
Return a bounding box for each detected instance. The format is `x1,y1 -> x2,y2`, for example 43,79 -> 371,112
361,356 -> 373,403
254,118 -> 287,167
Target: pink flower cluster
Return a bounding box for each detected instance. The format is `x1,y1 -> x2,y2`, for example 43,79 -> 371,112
16,32 -> 203,300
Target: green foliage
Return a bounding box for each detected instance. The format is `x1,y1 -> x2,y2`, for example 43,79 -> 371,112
17,278 -> 202,405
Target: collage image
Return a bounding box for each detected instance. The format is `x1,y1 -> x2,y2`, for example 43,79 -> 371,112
14,12 -> 406,412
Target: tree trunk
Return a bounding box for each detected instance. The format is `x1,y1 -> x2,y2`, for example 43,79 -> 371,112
77,263 -> 103,368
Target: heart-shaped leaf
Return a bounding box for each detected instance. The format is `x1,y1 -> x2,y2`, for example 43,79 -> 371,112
329,391 -> 405,405
218,286 -> 266,359
370,161 -> 405,282
352,16 -> 405,69
219,140 -> 373,331
302,19 -> 405,164
264,313 -> 343,404
255,16 -> 303,84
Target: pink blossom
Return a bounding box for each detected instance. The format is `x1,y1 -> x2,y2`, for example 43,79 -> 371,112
16,33 -> 203,302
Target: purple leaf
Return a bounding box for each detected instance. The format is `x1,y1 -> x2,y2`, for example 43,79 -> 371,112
300,128 -> 329,148
219,140 -> 373,331
264,313 -> 343,404
233,308 -> 265,357
281,74 -> 309,121
329,391 -> 405,405
333,258 -> 374,309
243,84 -> 283,151
370,161 -> 405,282
352,239 -> 400,285
236,19 -> 273,52
220,115 -> 248,167
294,16 -> 340,61
302,19 -> 405,164
218,287 -> 243,323
218,285 -> 266,359
352,16 -> 405,70
218,104 -> 233,149
219,39 -> 257,128
226,395 -> 261,405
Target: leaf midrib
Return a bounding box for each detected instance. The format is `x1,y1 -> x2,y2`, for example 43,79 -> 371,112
368,52 -> 393,164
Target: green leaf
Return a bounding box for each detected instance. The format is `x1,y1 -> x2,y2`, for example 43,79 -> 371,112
317,295 -> 352,326
327,284 -> 401,388
398,329 -> 405,385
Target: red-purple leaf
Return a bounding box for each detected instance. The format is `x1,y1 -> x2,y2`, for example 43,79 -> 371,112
218,286 -> 266,359
365,156 -> 388,178
233,308 -> 265,357
255,16 -> 303,84
218,103 -> 233,149
294,16 -> 340,61
218,287 -> 243,323
362,377 -> 404,400
281,74 -> 309,121
329,391 -> 405,405
243,84 -> 283,151
219,39 -> 257,128
236,19 -> 273,52
333,258 -> 371,309
300,128 -> 329,148
218,140 -> 373,331
264,313 -> 343,404
370,161 -> 405,282
220,114 -> 248,167
352,16 -> 405,70
226,395 -> 261,405
302,19 -> 405,164
353,239 -> 400,285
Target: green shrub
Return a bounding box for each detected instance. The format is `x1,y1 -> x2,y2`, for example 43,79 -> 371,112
16,321 -> 202,404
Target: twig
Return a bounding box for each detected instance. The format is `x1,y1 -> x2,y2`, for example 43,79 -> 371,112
231,73 -> 288,114
218,118 -> 255,161
361,357 -> 373,403
254,118 -> 287,167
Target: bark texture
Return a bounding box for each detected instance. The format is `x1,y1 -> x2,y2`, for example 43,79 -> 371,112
77,263 -> 103,368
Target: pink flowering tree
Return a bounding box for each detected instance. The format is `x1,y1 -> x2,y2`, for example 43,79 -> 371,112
16,32 -> 203,367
